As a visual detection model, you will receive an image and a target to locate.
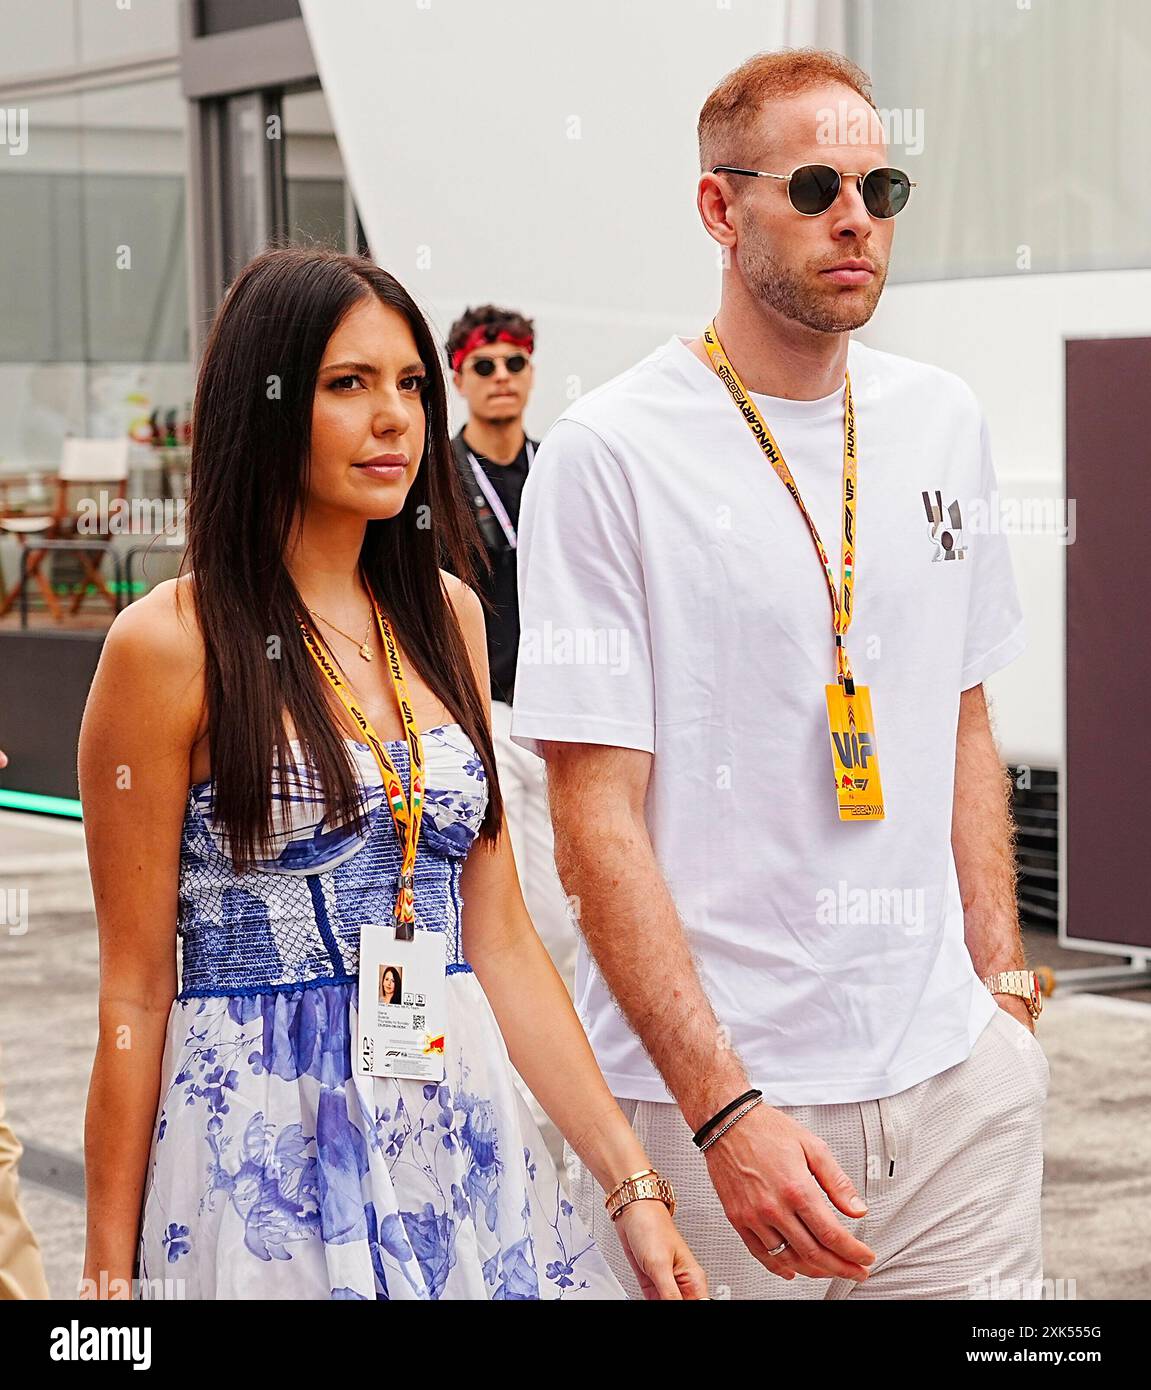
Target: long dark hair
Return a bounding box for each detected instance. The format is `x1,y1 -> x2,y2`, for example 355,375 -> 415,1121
179,246 -> 502,871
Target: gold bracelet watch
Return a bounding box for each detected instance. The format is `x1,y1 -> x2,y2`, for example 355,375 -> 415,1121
604,1168 -> 676,1222
983,969 -> 1043,1020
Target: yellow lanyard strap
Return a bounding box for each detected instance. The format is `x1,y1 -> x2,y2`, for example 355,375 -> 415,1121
297,590 -> 425,928
702,320 -> 858,694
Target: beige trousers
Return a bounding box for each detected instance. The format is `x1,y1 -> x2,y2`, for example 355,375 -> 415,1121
0,1058 -> 50,1299
568,1007 -> 1048,1300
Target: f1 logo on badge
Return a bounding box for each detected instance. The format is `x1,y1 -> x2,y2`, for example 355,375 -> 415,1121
922,490 -> 967,561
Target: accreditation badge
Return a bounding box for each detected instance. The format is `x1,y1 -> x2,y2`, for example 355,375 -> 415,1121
356,924 -> 448,1081
824,683 -> 886,821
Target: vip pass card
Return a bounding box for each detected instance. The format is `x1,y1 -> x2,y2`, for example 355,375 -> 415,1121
357,924 -> 447,1081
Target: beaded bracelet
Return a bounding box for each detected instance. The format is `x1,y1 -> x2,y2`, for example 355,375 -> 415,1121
698,1096 -> 763,1153
692,1088 -> 763,1148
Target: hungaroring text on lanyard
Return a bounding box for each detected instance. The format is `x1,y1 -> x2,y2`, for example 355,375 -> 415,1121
702,320 -> 885,821
298,588 -> 448,1079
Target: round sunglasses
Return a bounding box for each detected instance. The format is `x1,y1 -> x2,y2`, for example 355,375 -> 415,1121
711,163 -> 916,219
468,353 -> 530,376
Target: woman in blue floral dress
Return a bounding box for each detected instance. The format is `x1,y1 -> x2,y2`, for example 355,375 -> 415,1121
79,248 -> 705,1301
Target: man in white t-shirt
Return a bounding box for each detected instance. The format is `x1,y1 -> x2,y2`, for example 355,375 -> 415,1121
511,49 -> 1048,1300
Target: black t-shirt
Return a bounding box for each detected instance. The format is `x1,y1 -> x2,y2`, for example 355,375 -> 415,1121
451,428 -> 536,704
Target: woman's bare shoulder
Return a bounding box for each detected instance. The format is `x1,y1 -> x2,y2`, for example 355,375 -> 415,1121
439,568 -> 483,623
438,569 -> 489,701
98,576 -> 207,727
105,574 -> 202,659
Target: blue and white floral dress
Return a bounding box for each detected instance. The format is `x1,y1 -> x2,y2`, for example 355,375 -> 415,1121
137,722 -> 627,1300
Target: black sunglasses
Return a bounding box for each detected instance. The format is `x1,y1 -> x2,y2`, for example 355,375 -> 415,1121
711,163 -> 916,219
470,354 -> 530,376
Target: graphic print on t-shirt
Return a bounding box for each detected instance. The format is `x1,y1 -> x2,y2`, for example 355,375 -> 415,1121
922,489 -> 968,562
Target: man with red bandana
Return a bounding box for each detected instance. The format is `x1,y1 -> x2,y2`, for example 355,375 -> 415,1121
446,307 -> 577,999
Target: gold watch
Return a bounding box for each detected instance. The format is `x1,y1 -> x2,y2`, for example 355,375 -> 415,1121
983,969 -> 1043,1020
604,1168 -> 676,1222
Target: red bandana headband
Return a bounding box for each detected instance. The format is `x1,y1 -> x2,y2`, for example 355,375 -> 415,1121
451,326 -> 534,373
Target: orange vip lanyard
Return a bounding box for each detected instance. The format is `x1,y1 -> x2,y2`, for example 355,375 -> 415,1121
297,587 -> 426,927
702,319 -> 858,692
702,321 -> 884,821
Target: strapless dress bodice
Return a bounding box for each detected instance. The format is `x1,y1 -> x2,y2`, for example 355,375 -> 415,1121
176,723 -> 487,998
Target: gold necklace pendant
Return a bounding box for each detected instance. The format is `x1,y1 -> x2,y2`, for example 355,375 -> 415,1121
306,602 -> 375,661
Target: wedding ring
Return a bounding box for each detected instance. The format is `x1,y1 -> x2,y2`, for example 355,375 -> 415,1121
767,1239 -> 789,1257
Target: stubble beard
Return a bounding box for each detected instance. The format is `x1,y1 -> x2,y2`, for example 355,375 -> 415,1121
739,231 -> 888,334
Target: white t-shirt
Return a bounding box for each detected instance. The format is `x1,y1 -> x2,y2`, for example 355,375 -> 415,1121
510,333 -> 1026,1106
